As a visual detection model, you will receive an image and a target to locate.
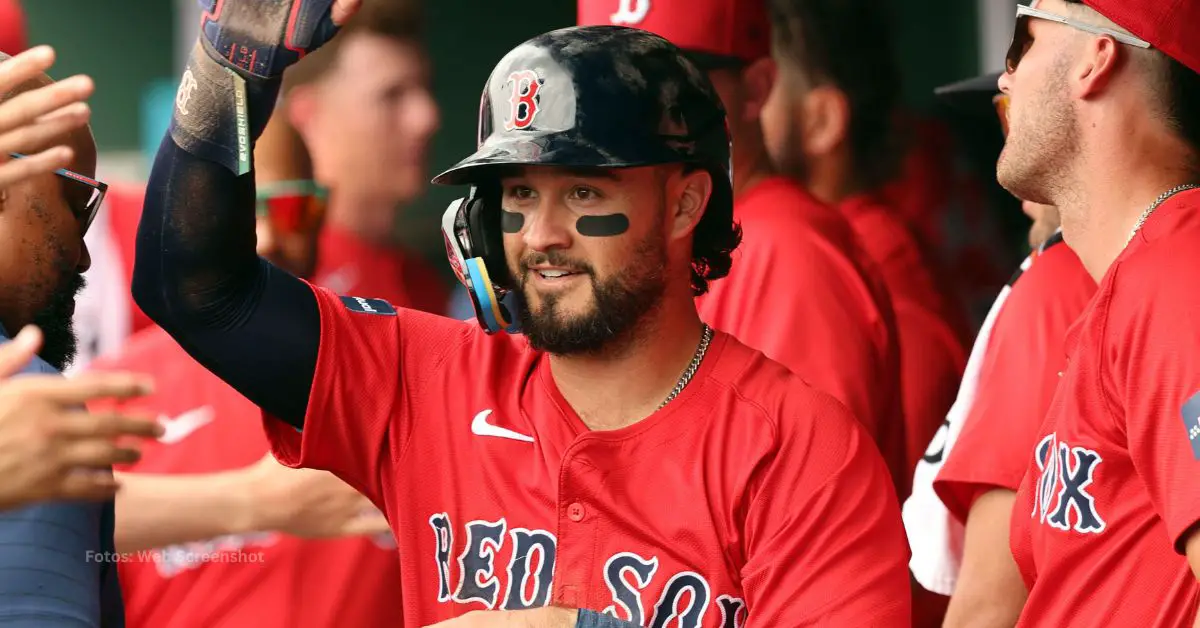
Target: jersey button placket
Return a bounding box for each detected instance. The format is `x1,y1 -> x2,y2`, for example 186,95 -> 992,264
555,452 -> 599,610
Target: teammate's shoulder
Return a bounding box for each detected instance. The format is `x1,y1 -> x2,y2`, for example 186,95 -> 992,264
0,496 -> 106,543
704,332 -> 859,431
847,209 -> 921,268
1130,190 -> 1200,266
738,177 -> 851,240
343,290 -> 542,371
739,176 -> 816,210
1112,194 -> 1200,299
839,194 -> 916,247
1011,238 -> 1094,299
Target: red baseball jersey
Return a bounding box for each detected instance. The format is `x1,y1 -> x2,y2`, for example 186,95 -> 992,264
839,194 -> 969,476
1011,190 -> 1200,627
314,226 -> 449,314
696,177 -> 908,494
263,287 -> 912,626
88,327 -> 404,628
934,235 -> 1095,520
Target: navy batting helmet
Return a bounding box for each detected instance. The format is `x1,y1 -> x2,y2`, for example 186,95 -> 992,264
434,24 -> 734,335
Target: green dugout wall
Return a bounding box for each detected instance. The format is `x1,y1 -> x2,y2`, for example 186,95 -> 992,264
22,0 -> 999,262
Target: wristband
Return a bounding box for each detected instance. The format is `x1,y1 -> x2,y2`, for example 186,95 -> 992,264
168,0 -> 342,175
576,609 -> 641,628
169,40 -> 278,176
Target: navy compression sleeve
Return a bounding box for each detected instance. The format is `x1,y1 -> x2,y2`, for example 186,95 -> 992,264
132,134 -> 318,429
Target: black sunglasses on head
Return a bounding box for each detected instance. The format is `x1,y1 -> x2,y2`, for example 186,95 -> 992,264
8,152 -> 108,237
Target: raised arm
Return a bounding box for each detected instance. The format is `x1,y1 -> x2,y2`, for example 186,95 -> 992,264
134,137 -> 318,427
131,1 -> 360,427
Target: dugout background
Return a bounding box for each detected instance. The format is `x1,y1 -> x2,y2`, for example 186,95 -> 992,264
20,0 -> 1024,301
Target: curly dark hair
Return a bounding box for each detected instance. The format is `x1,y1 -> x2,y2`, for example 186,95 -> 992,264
687,165 -> 742,296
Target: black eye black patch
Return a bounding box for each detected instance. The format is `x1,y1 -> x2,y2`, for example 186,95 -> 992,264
500,210 -> 525,233
575,213 -> 629,237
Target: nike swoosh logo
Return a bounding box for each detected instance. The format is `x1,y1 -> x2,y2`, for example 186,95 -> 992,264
157,406 -> 215,444
471,409 -> 534,443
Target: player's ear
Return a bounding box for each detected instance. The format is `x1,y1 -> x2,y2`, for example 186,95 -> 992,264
800,84 -> 849,158
285,85 -> 318,145
1073,35 -> 1121,100
668,166 -> 712,241
740,57 -> 776,123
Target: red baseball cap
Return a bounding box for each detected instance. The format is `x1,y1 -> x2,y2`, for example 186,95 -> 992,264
577,0 -> 770,65
1083,0 -> 1200,75
0,0 -> 27,55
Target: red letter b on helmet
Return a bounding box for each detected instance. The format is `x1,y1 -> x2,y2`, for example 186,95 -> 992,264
505,70 -> 541,131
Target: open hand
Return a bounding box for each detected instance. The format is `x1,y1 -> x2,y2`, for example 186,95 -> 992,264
0,326 -> 161,510
247,452 -> 391,538
0,46 -> 94,188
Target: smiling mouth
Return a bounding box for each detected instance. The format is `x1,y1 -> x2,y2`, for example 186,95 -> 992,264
534,269 -> 581,279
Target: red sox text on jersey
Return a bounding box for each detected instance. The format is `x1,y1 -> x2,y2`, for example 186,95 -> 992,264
428,513 -> 747,627
264,291 -> 912,625
1030,433 -> 1106,534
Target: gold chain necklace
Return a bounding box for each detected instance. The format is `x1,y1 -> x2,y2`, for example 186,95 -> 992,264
657,324 -> 713,411
1125,184 -> 1200,246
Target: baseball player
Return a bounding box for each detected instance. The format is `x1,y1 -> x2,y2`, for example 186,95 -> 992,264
902,73 -> 1097,628
85,108 -> 401,628
993,0 -> 1200,625
759,0 -> 971,480
932,213 -> 1093,628
0,43 -> 162,514
267,0 -> 446,308
579,0 -> 910,494
132,2 -> 912,626
0,46 -> 128,625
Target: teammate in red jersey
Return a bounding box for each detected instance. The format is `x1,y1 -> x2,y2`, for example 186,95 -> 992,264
279,0 -> 445,311
131,3 -> 912,626
759,0 -> 970,480
993,0 -> 1200,625
578,0 -> 909,493
902,78 -> 1097,628
86,99 -> 403,628
907,207 -> 1095,628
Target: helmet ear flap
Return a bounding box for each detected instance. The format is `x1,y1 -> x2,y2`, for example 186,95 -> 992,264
440,187 -> 520,334
465,185 -> 514,290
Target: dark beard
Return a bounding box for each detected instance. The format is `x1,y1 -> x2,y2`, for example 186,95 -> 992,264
31,272 -> 84,371
517,237 -> 666,356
